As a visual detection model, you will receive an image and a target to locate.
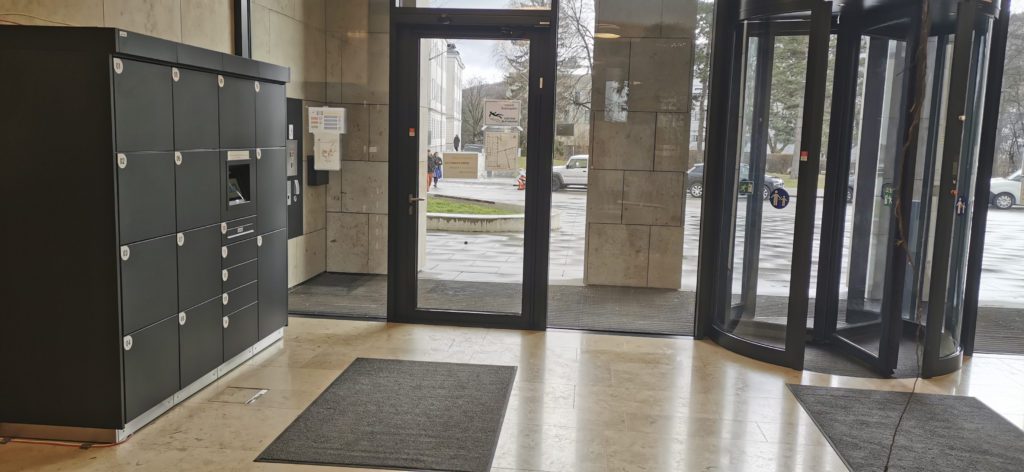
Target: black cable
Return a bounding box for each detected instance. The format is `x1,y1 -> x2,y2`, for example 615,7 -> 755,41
883,1 -> 931,469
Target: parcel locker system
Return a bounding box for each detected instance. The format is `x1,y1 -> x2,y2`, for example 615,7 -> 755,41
0,26 -> 290,443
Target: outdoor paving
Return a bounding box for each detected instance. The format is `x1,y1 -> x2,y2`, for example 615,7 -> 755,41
426,178 -> 1024,306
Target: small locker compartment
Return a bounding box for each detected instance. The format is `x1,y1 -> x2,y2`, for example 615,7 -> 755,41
222,237 -> 258,268
123,314 -> 179,421
221,215 -> 258,245
258,229 -> 288,338
223,302 -> 258,361
223,259 -> 258,292
117,152 -> 176,244
256,147 -> 287,234
223,150 -> 258,221
173,68 -> 220,151
177,224 -> 222,310
175,150 -> 221,231
218,75 -> 256,149
178,296 -> 223,388
222,280 -> 258,316
113,58 -> 173,152
121,235 -> 178,334
255,81 -> 286,148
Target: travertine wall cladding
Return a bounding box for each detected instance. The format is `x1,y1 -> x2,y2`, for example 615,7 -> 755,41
250,0 -> 391,284
585,0 -> 696,289
0,0 -> 234,53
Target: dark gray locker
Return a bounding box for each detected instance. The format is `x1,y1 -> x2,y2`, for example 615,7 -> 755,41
222,237 -> 258,268
175,150 -> 221,231
256,82 -> 286,148
257,148 -> 287,234
123,314 -> 179,421
178,296 -> 222,388
218,76 -> 256,149
223,302 -> 258,361
173,69 -> 219,151
223,260 -> 257,292
117,152 -> 176,244
113,59 -> 173,152
121,235 -> 178,334
258,229 -> 288,339
222,280 -> 258,315
177,225 -> 222,310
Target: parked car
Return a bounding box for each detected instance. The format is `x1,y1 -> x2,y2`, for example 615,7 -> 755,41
990,169 -> 1022,210
686,163 -> 785,200
552,155 -> 589,191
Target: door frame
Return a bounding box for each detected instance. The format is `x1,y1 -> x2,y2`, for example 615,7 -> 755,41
387,6 -> 557,330
698,0 -> 832,370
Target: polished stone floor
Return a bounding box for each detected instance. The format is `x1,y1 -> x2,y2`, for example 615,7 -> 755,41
2,317 -> 1023,471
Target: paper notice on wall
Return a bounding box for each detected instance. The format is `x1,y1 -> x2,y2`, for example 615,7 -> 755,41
308,107 -> 346,134
314,134 -> 341,171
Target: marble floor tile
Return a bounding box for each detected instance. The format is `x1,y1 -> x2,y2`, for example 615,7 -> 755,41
2,316 -> 1022,472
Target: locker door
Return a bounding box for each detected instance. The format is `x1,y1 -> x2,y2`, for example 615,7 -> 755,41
257,147 -> 287,234
256,82 -> 286,148
178,296 -> 223,388
113,58 -> 174,152
117,152 -> 176,244
121,234 -> 178,334
173,68 -> 220,151
223,302 -> 258,361
123,314 -> 179,421
175,150 -> 221,231
258,229 -> 288,339
177,224 -> 222,310
219,76 -> 256,149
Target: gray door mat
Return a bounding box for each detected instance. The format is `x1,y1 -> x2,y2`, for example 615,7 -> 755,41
788,384 -> 1024,471
256,358 -> 517,472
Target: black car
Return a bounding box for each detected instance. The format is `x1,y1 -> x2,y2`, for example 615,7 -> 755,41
686,163 -> 786,200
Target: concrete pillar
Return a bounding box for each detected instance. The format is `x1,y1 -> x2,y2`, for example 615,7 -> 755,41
584,0 -> 696,289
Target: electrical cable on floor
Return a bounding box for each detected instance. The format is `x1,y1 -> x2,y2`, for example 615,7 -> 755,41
883,2 -> 930,469
0,437 -> 128,449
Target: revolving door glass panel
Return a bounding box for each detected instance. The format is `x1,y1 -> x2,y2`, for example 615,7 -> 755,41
714,1 -> 831,365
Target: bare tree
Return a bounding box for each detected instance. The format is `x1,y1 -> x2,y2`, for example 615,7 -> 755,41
461,77 -> 488,145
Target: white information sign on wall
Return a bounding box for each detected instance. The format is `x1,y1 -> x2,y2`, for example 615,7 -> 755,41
483,99 -> 522,126
308,106 -> 346,171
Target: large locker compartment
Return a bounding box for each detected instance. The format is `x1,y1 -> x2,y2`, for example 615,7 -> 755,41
0,26 -> 289,444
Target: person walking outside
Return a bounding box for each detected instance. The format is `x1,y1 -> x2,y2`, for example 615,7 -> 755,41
426,150 -> 436,192
453,135 -> 461,152
432,151 -> 443,189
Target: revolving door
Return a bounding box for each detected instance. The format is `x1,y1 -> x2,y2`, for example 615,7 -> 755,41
698,0 -> 1001,378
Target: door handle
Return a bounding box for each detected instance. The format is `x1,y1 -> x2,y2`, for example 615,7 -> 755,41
409,194 -> 425,204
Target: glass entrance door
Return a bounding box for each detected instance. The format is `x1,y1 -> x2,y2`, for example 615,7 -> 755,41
708,1 -> 832,369
389,16 -> 555,328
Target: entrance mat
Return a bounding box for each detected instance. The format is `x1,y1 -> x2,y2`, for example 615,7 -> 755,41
256,358 -> 516,472
788,385 -> 1024,472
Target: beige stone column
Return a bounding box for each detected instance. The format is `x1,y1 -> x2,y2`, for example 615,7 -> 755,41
584,0 -> 696,289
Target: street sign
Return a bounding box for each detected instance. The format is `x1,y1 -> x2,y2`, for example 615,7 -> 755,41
769,188 -> 790,209
484,100 -> 522,126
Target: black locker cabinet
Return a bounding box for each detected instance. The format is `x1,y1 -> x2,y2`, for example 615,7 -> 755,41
258,229 -> 289,339
219,76 -> 257,149
0,26 -> 290,443
175,150 -> 222,231
113,58 -> 174,152
257,147 -> 288,234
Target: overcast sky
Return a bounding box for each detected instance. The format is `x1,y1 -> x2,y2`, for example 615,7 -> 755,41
449,39 -> 509,84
